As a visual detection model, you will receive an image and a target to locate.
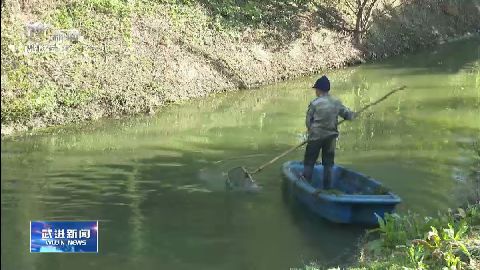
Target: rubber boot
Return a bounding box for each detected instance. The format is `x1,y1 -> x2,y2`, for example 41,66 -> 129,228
323,165 -> 333,190
303,164 -> 314,183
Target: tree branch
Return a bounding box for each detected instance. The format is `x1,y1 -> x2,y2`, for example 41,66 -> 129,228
344,0 -> 358,15
362,0 -> 380,29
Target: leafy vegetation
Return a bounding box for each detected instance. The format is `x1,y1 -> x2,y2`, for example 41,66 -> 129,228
299,204 -> 480,269
1,0 -> 479,135
358,205 -> 480,269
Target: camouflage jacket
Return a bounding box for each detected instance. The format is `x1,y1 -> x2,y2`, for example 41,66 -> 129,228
305,95 -> 354,141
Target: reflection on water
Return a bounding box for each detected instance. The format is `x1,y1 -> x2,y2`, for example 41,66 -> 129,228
1,37 -> 479,270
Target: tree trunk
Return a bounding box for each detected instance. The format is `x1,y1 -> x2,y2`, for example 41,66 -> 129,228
354,2 -> 365,45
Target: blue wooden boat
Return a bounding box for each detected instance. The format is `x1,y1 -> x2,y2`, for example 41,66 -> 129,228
282,161 -> 401,225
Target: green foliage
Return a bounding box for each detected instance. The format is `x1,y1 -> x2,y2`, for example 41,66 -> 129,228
372,213 -> 409,247
298,206 -> 479,269
364,204 -> 480,269
51,5 -> 82,29
56,88 -> 97,108
197,0 -> 313,30
88,0 -> 131,16
408,224 -> 471,268
47,0 -> 132,42
2,81 -> 57,123
407,244 -> 426,269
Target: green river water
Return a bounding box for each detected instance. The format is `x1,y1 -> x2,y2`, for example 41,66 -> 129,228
2,37 -> 480,270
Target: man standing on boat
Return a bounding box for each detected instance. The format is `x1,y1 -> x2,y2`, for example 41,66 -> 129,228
303,75 -> 355,190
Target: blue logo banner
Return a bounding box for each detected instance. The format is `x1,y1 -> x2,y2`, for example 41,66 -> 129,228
30,221 -> 98,253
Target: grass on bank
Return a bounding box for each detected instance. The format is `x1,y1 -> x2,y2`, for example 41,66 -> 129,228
1,0 -> 479,134
302,203 -> 480,270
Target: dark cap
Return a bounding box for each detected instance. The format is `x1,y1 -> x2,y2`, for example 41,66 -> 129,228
312,76 -> 330,91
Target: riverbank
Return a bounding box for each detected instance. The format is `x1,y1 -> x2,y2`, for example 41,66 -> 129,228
353,204 -> 480,270
2,0 -> 479,137
347,141 -> 480,270
301,204 -> 480,270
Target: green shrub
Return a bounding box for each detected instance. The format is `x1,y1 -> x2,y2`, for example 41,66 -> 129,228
2,81 -> 57,123
365,204 -> 480,269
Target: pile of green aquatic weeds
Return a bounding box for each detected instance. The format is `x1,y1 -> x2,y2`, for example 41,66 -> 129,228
357,204 -> 480,270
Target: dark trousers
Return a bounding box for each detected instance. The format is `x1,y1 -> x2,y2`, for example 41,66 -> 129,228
303,136 -> 336,189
